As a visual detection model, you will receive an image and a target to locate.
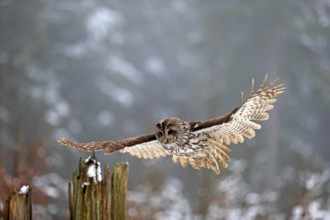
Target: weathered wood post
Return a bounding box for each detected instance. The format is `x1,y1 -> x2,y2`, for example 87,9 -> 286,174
68,156 -> 111,220
111,163 -> 129,220
68,156 -> 129,220
5,185 -> 32,220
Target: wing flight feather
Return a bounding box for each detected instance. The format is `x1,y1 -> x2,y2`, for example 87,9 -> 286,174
176,74 -> 284,173
195,74 -> 285,146
58,74 -> 284,175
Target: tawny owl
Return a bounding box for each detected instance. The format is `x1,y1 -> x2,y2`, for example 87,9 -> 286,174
59,74 -> 285,174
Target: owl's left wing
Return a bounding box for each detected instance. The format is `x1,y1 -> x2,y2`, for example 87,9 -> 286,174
172,74 -> 285,174
59,133 -> 170,159
196,74 -> 285,145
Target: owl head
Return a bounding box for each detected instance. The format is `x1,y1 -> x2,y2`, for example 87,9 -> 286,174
155,118 -> 190,145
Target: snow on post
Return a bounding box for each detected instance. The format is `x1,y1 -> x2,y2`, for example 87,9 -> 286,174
85,156 -> 102,183
19,185 -> 30,195
5,185 -> 32,219
69,156 -> 111,219
68,155 -> 129,219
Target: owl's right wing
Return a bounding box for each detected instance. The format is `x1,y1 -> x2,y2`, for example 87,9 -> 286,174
59,134 -> 170,159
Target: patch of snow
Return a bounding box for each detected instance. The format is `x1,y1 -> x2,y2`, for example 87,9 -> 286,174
82,182 -> 90,188
19,185 -> 30,195
85,156 -> 102,183
85,156 -> 94,163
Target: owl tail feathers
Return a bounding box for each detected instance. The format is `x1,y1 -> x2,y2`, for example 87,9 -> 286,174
172,155 -> 220,174
190,153 -> 225,174
207,139 -> 232,167
194,140 -> 232,174
171,146 -> 231,174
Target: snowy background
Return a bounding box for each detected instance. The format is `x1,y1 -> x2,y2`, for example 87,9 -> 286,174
1,0 -> 330,219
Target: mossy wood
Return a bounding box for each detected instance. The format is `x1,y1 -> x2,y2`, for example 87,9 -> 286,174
3,158 -> 129,219
4,188 -> 32,220
69,157 -> 129,220
111,163 -> 129,220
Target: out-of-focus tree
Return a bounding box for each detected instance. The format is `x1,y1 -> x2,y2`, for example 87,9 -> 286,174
0,0 -> 72,218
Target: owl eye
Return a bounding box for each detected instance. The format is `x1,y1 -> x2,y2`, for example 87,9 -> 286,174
167,129 -> 177,135
156,131 -> 163,137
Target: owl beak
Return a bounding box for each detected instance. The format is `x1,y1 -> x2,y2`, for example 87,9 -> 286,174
163,138 -> 169,144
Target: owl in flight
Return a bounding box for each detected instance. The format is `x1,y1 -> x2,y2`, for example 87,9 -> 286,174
59,74 -> 285,174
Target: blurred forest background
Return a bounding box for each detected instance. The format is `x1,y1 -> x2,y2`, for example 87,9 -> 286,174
1,0 -> 330,219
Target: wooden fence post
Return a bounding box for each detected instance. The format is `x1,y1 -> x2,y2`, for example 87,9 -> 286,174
68,156 -> 129,220
111,163 -> 129,220
5,186 -> 32,220
2,157 -> 129,219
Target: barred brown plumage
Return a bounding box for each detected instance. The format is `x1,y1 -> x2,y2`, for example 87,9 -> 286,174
58,74 -> 285,174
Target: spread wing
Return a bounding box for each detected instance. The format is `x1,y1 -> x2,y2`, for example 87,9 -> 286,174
59,74 -> 284,174
172,74 -> 285,173
58,133 -> 170,159
198,74 -> 285,144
